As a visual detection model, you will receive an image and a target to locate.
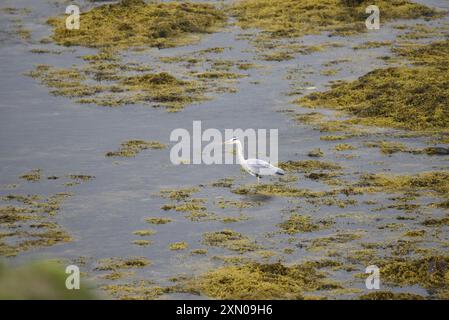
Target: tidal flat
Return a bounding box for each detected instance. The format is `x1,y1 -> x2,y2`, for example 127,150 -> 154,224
0,0 -> 449,300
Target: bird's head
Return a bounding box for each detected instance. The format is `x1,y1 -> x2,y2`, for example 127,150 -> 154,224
224,136 -> 239,145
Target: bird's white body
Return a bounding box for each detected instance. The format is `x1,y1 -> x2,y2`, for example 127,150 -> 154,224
226,138 -> 285,183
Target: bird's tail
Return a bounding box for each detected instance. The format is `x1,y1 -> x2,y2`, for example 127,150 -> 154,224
275,168 -> 285,176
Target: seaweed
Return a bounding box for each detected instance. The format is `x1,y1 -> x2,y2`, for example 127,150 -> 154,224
169,242 -> 188,251
106,140 -> 166,158
183,261 -> 341,299
298,41 -> 449,133
202,229 -> 259,253
48,1 -> 225,49
278,213 -> 333,234
232,0 -> 440,39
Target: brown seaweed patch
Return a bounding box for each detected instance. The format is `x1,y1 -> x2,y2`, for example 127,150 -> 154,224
202,229 -> 259,253
132,240 -> 152,247
307,232 -> 363,251
278,213 -> 333,234
106,140 -> 166,158
378,255 -> 449,298
211,178 -> 234,188
0,188 -> 75,257
357,171 -> 449,195
215,198 -> 258,209
169,242 -> 189,251
94,257 -> 151,271
183,261 -> 341,299
102,280 -> 164,300
232,0 -> 440,39
145,217 -> 172,225
27,64 -> 207,111
353,41 -> 392,50
421,217 -> 449,227
278,160 -> 342,173
19,169 -> 41,182
308,148 -> 324,158
159,187 -> 199,201
298,41 -> 449,133
359,291 -> 424,300
132,230 -> 156,237
48,1 -> 225,49
232,183 -> 332,198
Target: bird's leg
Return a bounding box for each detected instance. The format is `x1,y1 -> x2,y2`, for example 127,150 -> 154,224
257,176 -> 260,184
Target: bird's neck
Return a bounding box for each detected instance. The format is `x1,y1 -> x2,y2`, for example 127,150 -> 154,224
236,141 -> 245,164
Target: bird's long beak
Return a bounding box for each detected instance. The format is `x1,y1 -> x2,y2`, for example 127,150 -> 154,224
223,139 -> 233,145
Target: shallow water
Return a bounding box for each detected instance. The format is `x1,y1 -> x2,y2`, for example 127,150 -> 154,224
1,0 -> 449,299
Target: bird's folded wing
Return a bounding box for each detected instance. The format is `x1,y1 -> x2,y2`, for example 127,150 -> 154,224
246,159 -> 272,168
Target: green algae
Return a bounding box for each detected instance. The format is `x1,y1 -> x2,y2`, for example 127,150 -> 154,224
48,1 -> 225,49
278,213 -> 333,234
202,229 -> 259,253
185,261 -> 341,299
106,140 -> 166,158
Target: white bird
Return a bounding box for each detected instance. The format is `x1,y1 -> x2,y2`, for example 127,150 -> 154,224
224,137 -> 285,183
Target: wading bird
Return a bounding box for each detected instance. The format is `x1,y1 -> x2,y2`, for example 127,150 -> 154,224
224,137 -> 285,183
